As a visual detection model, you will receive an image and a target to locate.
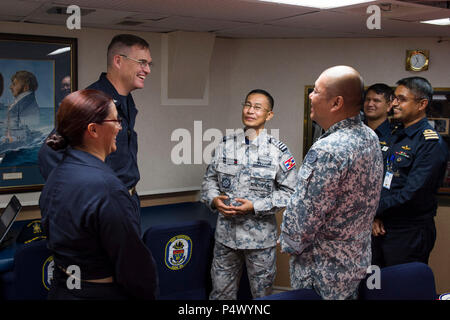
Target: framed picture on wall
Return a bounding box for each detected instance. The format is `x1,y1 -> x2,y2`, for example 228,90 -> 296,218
0,33 -> 77,194
428,118 -> 449,136
428,89 -> 450,194
303,85 -> 324,158
303,86 -> 450,195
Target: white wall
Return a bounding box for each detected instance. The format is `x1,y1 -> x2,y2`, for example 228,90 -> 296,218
1,21 -> 449,206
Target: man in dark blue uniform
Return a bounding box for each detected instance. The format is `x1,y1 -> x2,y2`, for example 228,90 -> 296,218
363,83 -> 394,160
372,77 -> 448,267
38,34 -> 152,208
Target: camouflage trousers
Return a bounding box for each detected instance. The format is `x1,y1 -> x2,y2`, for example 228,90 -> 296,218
209,241 -> 276,300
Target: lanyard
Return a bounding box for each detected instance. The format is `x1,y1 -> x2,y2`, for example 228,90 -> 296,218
386,154 -> 395,172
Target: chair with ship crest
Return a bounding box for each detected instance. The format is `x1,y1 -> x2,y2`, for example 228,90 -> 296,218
142,220 -> 214,300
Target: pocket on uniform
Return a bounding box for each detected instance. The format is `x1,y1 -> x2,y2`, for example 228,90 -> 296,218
298,164 -> 313,181
249,167 -> 276,195
296,164 -> 313,197
216,163 -> 239,192
394,153 -> 412,169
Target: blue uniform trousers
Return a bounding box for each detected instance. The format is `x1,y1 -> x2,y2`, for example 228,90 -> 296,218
371,217 -> 436,268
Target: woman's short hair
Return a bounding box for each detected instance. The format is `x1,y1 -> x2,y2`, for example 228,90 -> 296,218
46,89 -> 113,150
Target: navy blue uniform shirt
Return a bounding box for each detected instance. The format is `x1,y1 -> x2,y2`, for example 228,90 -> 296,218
374,119 -> 393,143
374,118 -> 393,161
376,117 -> 448,223
38,73 -> 140,189
39,148 -> 158,299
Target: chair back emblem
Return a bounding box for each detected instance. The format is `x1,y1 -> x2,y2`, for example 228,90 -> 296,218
164,234 -> 192,271
42,255 -> 54,290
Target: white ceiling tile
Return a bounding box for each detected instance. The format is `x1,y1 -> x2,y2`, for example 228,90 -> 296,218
141,16 -> 255,32
0,0 -> 43,17
0,0 -> 449,38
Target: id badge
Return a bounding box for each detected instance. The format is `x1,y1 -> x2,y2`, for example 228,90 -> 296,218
383,171 -> 393,189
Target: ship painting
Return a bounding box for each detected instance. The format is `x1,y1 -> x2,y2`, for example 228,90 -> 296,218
0,107 -> 44,165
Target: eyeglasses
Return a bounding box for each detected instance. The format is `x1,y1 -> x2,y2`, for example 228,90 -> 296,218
119,54 -> 153,69
100,116 -> 122,126
242,103 -> 271,113
392,95 -> 425,103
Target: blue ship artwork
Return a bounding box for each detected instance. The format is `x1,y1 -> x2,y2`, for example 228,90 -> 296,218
0,59 -> 54,169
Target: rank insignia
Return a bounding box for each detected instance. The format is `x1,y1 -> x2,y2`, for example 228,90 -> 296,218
423,129 -> 439,140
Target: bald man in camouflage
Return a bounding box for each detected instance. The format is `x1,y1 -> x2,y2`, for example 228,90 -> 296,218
280,66 -> 383,300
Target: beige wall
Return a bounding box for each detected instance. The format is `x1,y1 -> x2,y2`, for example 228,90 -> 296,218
430,205 -> 450,294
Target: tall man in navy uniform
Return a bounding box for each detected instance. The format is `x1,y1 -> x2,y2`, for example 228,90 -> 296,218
372,77 -> 448,267
201,89 -> 297,299
38,34 -> 152,208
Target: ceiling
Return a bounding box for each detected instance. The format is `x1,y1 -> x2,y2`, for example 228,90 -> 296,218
0,0 -> 449,38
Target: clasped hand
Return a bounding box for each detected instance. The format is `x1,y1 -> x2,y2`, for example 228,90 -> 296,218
212,195 -> 254,217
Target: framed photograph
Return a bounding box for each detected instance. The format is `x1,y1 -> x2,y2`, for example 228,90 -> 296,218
428,118 -> 449,136
0,33 -> 77,193
428,89 -> 450,194
303,86 -> 324,158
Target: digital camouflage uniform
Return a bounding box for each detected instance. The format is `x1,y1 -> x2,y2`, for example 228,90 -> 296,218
201,129 -> 297,299
280,115 -> 383,300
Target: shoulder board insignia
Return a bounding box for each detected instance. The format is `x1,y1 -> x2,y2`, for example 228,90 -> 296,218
271,139 -> 288,152
423,129 -> 439,140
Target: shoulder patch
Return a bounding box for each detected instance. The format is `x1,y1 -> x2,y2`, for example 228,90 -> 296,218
423,129 -> 439,140
305,149 -> 318,164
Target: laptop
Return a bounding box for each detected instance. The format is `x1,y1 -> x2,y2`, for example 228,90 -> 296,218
0,195 -> 22,246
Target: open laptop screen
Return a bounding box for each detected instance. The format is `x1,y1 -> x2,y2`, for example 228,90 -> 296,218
0,196 -> 22,244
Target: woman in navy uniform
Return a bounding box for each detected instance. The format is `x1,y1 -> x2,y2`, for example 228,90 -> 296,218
39,89 -> 158,300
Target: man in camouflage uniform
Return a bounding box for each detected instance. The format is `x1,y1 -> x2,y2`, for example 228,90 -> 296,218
280,66 -> 384,300
201,89 -> 297,300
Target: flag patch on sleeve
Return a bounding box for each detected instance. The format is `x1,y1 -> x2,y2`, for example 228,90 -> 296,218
284,156 -> 296,171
